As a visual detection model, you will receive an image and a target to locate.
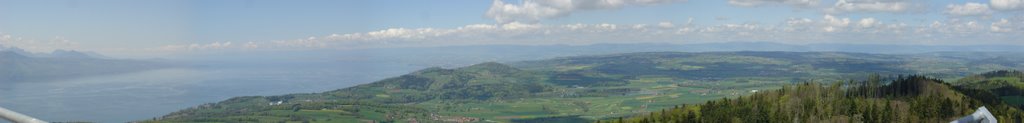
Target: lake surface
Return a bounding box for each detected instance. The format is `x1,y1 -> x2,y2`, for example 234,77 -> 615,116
0,62 -> 424,122
0,46 -> 587,123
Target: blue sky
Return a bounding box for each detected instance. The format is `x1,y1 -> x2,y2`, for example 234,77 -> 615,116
1,0 -> 1022,57
0,0 -> 492,50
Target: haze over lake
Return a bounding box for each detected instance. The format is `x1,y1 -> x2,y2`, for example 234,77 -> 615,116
0,61 -> 420,122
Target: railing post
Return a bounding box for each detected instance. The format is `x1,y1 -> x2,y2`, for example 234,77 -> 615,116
0,106 -> 47,123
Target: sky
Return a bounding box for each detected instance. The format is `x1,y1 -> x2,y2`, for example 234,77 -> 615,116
0,0 -> 1022,57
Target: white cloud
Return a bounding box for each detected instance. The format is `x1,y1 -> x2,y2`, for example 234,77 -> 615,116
946,3 -> 993,16
991,0 -> 1024,10
823,14 -> 851,27
273,36 -> 328,48
151,42 -> 234,51
728,0 -> 820,7
786,18 -> 814,26
827,0 -> 916,13
657,22 -> 675,28
632,24 -> 650,30
0,33 -> 80,53
501,22 -> 543,30
991,19 -> 1014,32
922,19 -> 988,34
858,18 -> 878,28
823,14 -> 851,32
281,15 -> 967,47
782,18 -> 814,32
485,0 -> 685,23
143,15 -> 1024,52
243,42 -> 259,49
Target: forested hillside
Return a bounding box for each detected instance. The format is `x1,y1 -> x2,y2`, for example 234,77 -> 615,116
613,75 -> 1024,123
956,70 -> 1024,108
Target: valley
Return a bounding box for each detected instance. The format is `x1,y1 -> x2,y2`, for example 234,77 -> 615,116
149,51 -> 1024,123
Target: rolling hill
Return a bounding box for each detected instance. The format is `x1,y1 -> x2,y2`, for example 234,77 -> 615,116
147,51 -> 1024,123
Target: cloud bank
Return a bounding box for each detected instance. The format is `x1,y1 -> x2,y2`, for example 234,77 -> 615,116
991,0 -> 1024,10
728,0 -> 820,7
13,0 -> 1024,55
946,2 -> 993,17
826,0 -> 919,13
144,14 -> 1022,52
485,0 -> 686,23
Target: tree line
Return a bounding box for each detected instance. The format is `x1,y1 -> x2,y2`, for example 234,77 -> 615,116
607,75 -> 1024,123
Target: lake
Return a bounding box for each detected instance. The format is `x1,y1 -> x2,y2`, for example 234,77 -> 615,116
0,62 -> 424,122
0,46 -> 594,123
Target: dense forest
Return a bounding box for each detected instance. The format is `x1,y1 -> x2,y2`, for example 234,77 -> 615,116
610,75 -> 1024,123
955,70 -> 1024,108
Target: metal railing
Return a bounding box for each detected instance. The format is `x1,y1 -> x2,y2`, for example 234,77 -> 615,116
952,106 -> 997,123
0,106 -> 46,123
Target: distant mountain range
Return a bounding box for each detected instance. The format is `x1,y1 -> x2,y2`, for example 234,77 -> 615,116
0,46 -> 111,59
0,45 -> 169,83
168,42 -> 1024,71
